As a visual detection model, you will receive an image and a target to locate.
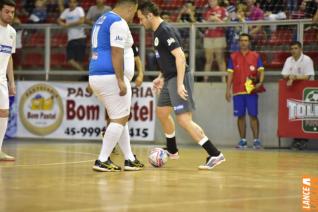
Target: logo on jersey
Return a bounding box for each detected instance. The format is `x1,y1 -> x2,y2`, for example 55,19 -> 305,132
167,38 -> 176,46
0,45 -> 12,54
19,83 -> 64,136
154,37 -> 159,46
250,65 -> 255,71
115,35 -> 123,41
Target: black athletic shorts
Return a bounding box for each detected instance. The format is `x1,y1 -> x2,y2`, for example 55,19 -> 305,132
66,38 -> 86,62
157,71 -> 195,114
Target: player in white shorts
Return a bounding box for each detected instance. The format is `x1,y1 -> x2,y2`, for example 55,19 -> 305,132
89,0 -> 144,172
0,0 -> 16,161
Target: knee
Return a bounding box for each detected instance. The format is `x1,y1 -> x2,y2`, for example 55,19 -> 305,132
0,109 -> 9,117
249,115 -> 258,121
156,109 -> 170,121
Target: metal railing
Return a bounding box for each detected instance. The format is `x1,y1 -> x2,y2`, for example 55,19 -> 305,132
14,19 -> 316,81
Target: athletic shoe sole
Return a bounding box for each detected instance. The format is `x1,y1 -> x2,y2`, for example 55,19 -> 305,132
198,158 -> 226,170
92,166 -> 121,172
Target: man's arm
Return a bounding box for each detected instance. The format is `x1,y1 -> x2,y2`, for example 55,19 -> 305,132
226,72 -> 233,102
7,56 -> 16,96
134,56 -> 144,87
171,47 -> 188,100
111,47 -> 126,96
67,17 -> 85,27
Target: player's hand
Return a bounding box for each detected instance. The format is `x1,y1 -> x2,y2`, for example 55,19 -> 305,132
135,74 -> 143,87
118,80 -> 127,96
153,77 -> 163,95
225,90 -> 231,102
178,84 -> 188,101
289,75 -> 297,80
8,82 -> 16,96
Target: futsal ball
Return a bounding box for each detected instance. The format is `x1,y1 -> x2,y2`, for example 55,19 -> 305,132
148,148 -> 168,168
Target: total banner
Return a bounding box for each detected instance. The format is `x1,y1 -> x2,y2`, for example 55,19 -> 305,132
17,81 -> 155,141
278,80 -> 318,139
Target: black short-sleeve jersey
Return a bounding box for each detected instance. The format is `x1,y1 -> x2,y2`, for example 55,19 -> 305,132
153,22 -> 189,80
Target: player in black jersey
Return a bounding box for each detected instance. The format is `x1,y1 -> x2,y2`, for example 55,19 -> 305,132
137,1 -> 225,170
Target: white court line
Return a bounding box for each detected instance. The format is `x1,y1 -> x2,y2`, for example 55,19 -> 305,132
0,149 -> 97,168
56,195 -> 300,212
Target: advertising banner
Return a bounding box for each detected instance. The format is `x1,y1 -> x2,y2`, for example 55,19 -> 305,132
277,80 -> 318,139
17,81 -> 155,141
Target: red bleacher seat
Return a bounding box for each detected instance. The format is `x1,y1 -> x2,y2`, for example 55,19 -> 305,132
265,52 -> 290,69
51,52 -> 68,68
21,52 -> 44,68
304,29 -> 318,45
305,52 -> 318,66
51,33 -> 68,47
268,29 -> 293,46
24,32 -> 45,47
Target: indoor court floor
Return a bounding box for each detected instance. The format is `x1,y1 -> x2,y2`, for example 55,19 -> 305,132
0,140 -> 317,212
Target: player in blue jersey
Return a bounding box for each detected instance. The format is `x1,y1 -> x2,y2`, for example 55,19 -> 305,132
89,0 -> 144,172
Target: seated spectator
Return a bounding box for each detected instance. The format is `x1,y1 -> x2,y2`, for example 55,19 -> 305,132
259,0 -> 286,32
176,0 -> 197,23
286,0 -> 299,17
203,0 -> 228,82
290,0 -> 306,19
260,0 -> 286,21
281,41 -> 315,150
291,0 -> 318,19
86,0 -> 111,25
303,0 -> 317,18
29,0 -> 47,23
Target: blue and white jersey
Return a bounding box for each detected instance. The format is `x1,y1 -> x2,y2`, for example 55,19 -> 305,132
0,24 -> 16,82
89,11 -> 134,81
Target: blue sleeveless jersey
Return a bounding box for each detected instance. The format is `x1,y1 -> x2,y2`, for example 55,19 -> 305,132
89,12 -> 121,76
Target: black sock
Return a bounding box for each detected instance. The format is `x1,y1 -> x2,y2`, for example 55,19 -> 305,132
202,140 -> 220,157
166,136 -> 178,154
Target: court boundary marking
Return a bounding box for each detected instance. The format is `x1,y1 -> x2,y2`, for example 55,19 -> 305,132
0,149 -> 97,168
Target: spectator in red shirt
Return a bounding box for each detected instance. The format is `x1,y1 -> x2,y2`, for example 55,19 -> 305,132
226,33 -> 265,149
203,0 -> 228,82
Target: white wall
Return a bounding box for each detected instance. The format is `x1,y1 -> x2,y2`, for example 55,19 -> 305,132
153,82 -> 293,148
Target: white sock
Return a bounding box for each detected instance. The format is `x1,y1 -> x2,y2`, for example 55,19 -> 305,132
118,124 -> 135,161
0,117 -> 8,151
98,122 -> 124,162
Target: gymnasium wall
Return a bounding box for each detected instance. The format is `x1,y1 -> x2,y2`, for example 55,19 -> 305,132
153,82 -> 288,148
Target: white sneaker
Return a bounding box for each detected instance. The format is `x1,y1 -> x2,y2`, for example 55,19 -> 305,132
0,151 -> 15,161
198,153 -> 225,170
163,148 -> 180,160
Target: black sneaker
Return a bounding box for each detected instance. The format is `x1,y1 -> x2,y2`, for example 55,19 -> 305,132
92,159 -> 121,172
124,155 -> 144,171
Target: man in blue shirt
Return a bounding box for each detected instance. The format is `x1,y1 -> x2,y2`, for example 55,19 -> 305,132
89,0 -> 144,172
